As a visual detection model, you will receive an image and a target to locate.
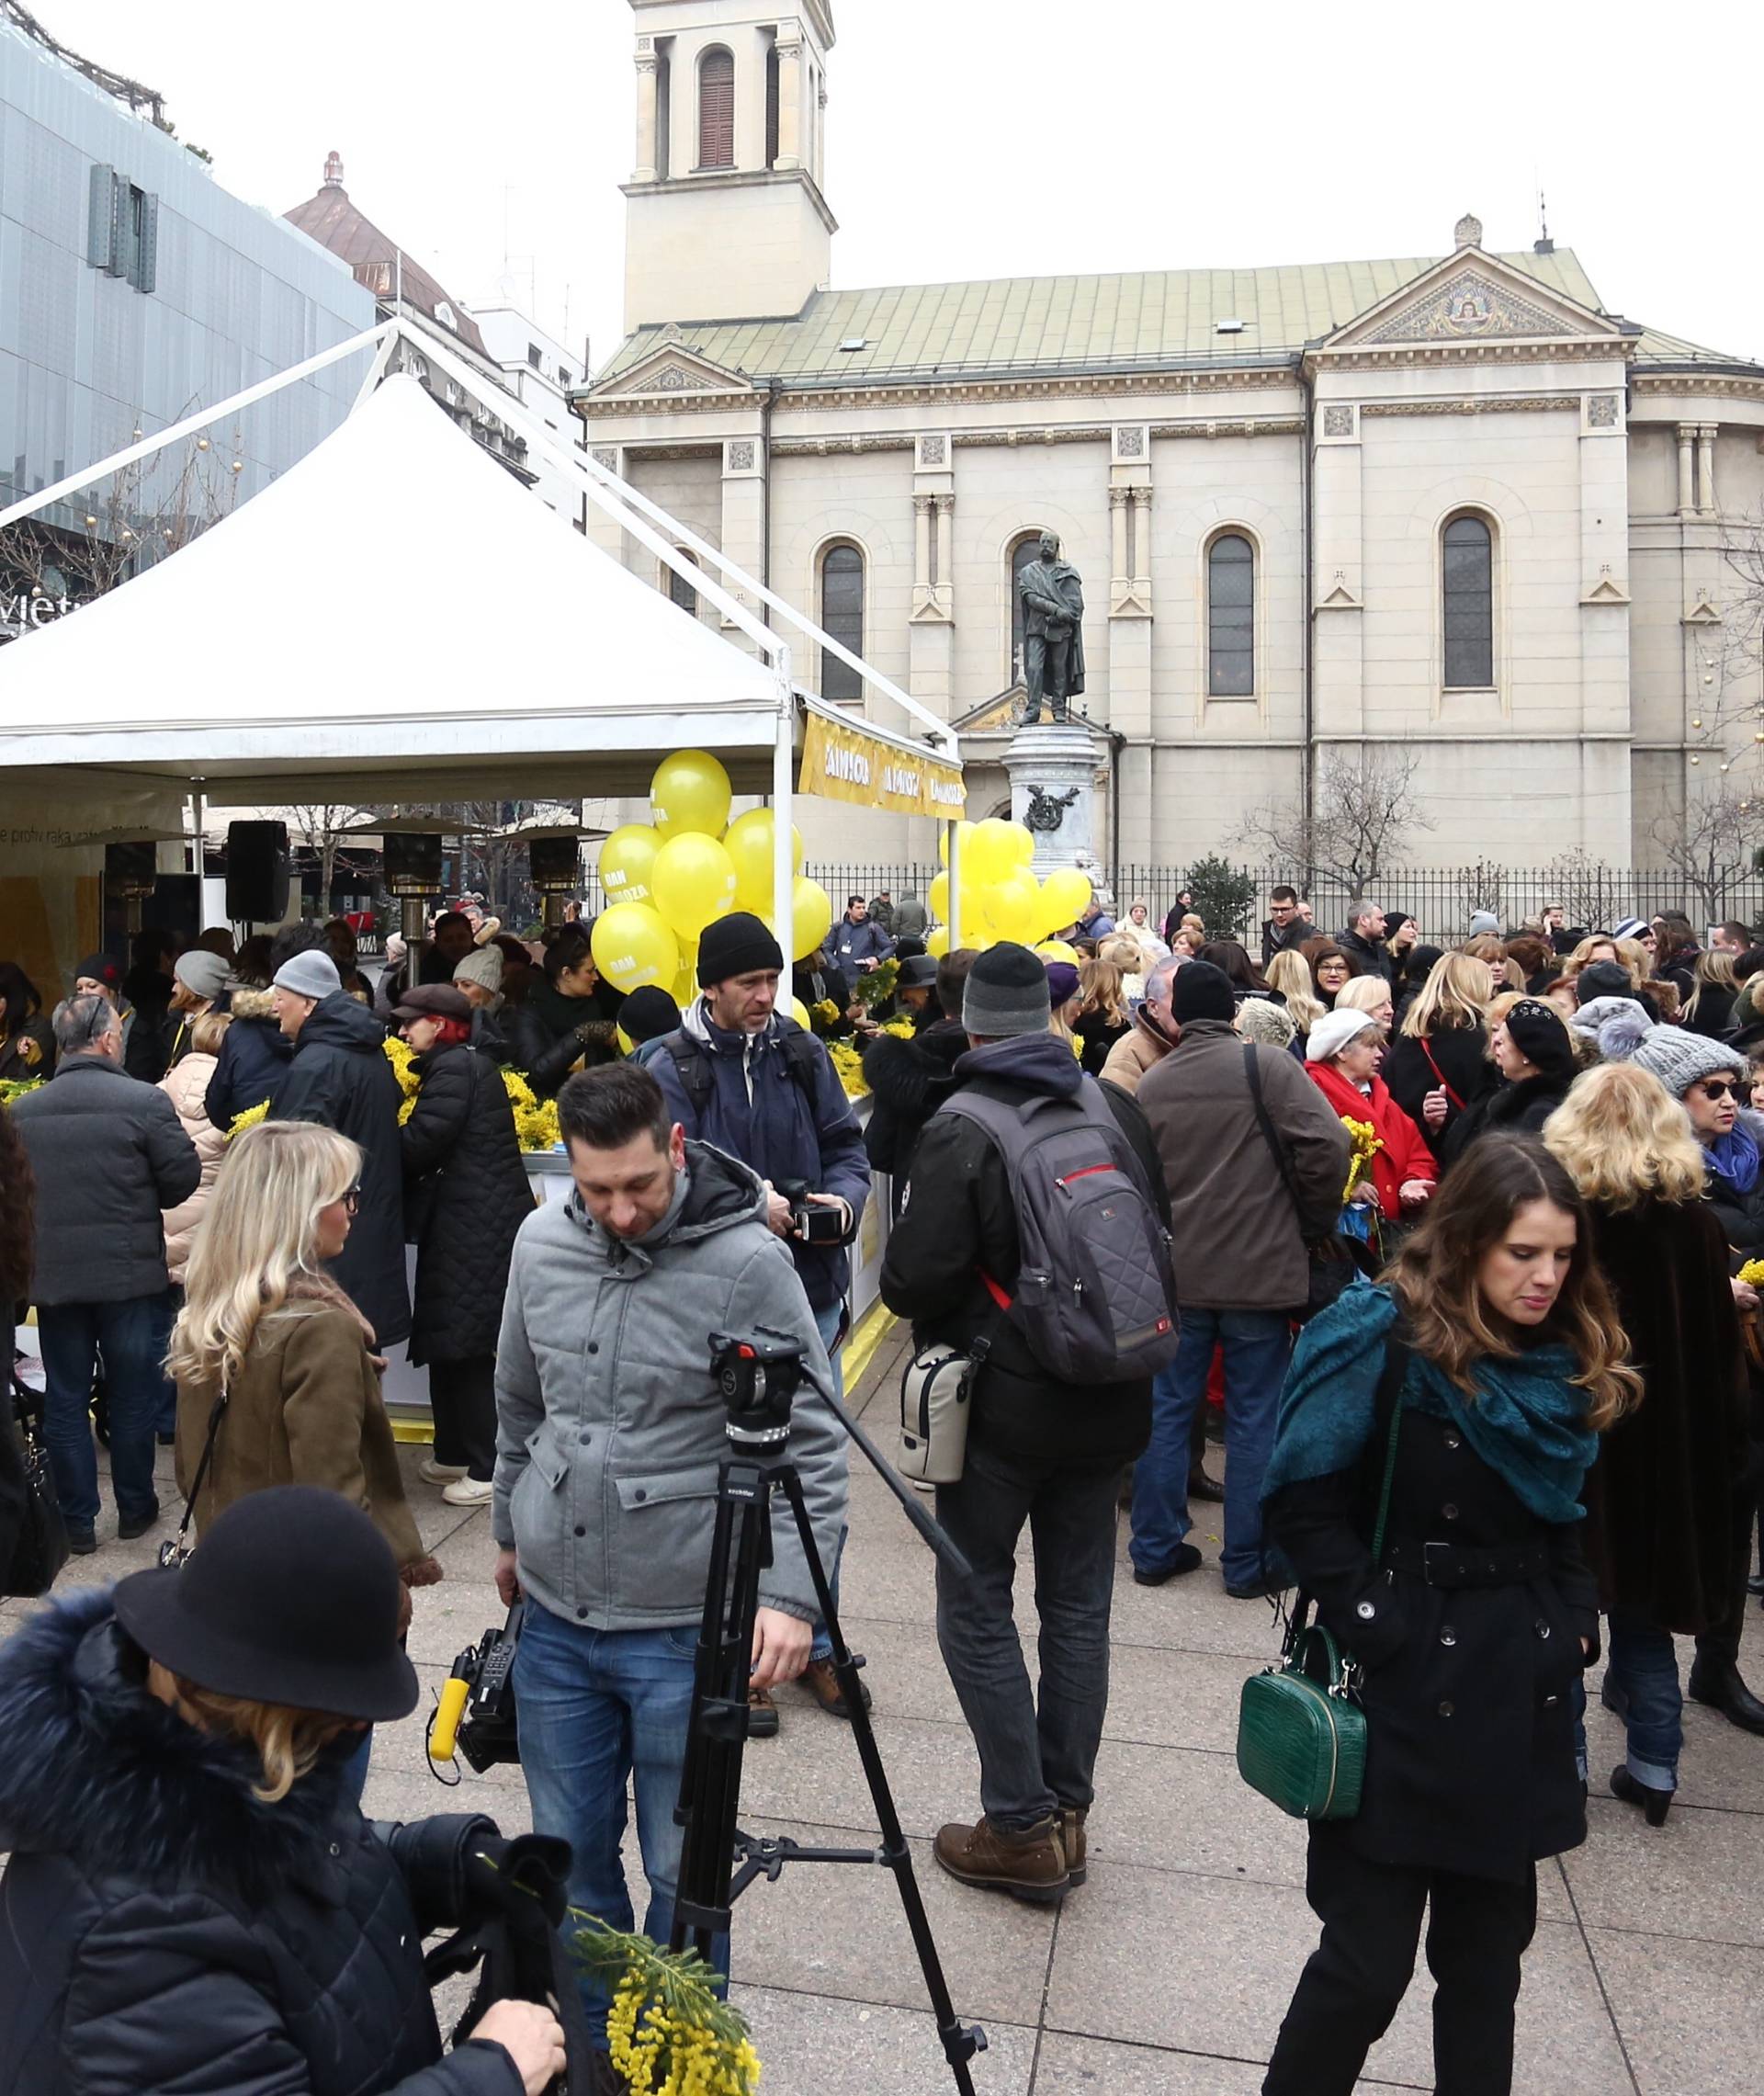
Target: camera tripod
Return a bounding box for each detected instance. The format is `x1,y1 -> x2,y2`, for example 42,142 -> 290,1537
670,1332 -> 987,2094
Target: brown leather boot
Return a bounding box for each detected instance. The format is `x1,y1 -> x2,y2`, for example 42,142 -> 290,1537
1056,1804 -> 1089,1886
933,1814 -> 1069,1904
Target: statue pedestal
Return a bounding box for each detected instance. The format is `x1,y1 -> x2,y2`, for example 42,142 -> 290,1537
1003,719 -> 1107,882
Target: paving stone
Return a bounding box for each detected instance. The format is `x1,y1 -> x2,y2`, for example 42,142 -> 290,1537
1587,1925 -> 1764,2095
728,1983 -> 1035,2096
1564,1793 -> 1764,1945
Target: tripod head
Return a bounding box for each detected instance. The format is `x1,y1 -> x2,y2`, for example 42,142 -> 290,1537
707,1325 -> 972,1580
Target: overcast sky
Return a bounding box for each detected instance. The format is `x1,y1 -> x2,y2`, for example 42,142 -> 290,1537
49,1 -> 1764,371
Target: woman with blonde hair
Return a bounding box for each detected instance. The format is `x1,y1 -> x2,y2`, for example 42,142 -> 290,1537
1266,948 -> 1323,1047
1544,1062 -> 1750,1823
1384,953 -> 1495,1161
1333,972 -> 1395,1040
1261,1136 -> 1634,2092
1682,949 -> 1738,1038
169,1120 -> 435,1589
1073,956 -> 1132,1075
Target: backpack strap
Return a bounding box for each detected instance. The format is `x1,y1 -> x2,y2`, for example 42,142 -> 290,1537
662,1030 -> 716,1117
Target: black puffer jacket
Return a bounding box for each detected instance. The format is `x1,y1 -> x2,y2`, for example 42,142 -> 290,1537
401,1040 -> 535,1365
0,1591 -> 521,2096
509,980 -> 626,1098
205,984 -> 292,1129
9,1056 -> 199,1304
273,992 -> 412,1347
860,1020 -> 967,1178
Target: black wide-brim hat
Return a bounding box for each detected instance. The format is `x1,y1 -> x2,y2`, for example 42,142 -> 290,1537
112,1485 -> 419,1723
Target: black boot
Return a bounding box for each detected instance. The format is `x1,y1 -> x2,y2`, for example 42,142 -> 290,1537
1688,1658 -> 1764,1736
1610,1766 -> 1672,1827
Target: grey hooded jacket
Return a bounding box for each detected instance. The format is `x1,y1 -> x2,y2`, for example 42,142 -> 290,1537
492,1139 -> 848,1628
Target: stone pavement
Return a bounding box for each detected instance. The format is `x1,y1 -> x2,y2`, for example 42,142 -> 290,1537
17,1315 -> 1764,2094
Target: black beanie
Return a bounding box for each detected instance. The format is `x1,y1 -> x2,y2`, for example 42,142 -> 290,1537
620,985 -> 684,1044
1170,960 -> 1236,1025
695,911 -> 785,988
963,941 -> 1054,1038
1503,997 -> 1575,1077
1576,961 -> 1633,1004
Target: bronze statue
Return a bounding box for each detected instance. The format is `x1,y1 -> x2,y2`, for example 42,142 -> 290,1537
1017,530 -> 1086,722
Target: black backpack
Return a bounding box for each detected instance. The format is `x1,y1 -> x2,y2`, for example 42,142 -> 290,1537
661,1018 -> 824,1119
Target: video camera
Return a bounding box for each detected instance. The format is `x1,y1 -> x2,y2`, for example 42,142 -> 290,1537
430,1603 -> 524,1773
776,1177 -> 851,1247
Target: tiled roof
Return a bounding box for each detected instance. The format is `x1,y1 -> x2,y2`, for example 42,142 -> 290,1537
597,247 -> 1753,386
284,183 -> 489,357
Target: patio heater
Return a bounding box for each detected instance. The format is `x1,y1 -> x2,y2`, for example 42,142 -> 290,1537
382,831 -> 444,973
105,839 -> 163,936
526,833 -> 583,930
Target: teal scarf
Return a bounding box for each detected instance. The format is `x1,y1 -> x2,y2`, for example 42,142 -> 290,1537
1261,1280 -> 1597,1525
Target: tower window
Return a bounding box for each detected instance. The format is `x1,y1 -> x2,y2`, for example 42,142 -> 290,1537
765,43 -> 780,167
667,549 -> 699,617
1442,513 -> 1494,687
655,47 -> 672,178
820,543 -> 865,703
698,48 -> 735,168
1207,533 -> 1255,697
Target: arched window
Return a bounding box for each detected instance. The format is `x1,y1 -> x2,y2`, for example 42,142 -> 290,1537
697,47 -> 735,168
820,542 -> 865,703
1009,533 -> 1046,684
1442,513 -> 1494,687
666,549 -> 698,617
1207,532 -> 1255,696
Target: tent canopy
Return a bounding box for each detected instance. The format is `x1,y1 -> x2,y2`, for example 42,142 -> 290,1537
0,374 -> 787,802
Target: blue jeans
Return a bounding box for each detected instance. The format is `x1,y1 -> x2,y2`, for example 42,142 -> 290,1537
36,1291 -> 171,1527
514,1600 -> 728,2046
1130,1306 -> 1292,1589
1601,1608 -> 1683,1791
808,1297 -> 846,1666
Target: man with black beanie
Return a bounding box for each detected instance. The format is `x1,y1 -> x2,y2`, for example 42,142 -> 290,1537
651,911 -> 871,1734
1134,961 -> 1351,1599
880,942 -> 1170,1907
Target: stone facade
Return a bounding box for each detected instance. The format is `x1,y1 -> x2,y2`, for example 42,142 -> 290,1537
584,2 -> 1764,868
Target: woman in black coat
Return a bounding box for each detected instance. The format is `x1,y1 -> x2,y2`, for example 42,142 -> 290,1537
395,989 -> 535,1501
204,939 -> 290,1130
0,961 -> 54,1084
509,931 -> 625,1097
1383,952 -> 1497,1162
0,1486 -> 563,2096
1260,1138 -> 1638,2096
1440,997 -> 1576,1168
1542,1062 -> 1753,1821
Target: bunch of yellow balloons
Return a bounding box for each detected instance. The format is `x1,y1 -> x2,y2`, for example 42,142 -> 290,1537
591,751 -> 835,999
922,817 -> 1094,957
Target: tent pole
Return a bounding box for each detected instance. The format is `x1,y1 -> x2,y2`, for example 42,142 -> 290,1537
772,651 -> 795,970
947,819 -> 963,949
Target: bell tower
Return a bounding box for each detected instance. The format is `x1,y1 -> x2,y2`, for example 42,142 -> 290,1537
623,1 -> 837,332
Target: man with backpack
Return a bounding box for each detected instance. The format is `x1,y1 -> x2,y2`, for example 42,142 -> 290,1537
880,942 -> 1178,1907
650,911 -> 871,1734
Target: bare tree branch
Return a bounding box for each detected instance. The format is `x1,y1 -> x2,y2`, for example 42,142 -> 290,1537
1235,746 -> 1432,902
1648,789 -> 1756,925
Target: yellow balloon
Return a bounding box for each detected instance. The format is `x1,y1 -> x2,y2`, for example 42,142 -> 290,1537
650,750 -> 732,839
952,885 -> 990,945
671,962 -> 699,1007
1037,939 -> 1080,964
987,870 -> 1043,946
789,996 -> 812,1031
724,807 -> 805,914
651,833 -> 739,939
926,925 -> 951,957
1040,867 -> 1092,931
597,823 -> 662,909
1009,823 -> 1036,867
592,902 -> 679,991
927,870 -> 950,923
937,820 -> 976,868
790,876 -> 833,962
967,818 -> 1020,886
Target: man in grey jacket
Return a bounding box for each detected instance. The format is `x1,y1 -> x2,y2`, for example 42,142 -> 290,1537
493,1059 -> 847,2051
1132,963 -> 1351,1599
10,992 -> 200,1554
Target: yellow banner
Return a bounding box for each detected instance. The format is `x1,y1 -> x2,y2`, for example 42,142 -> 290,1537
799,710 -> 966,818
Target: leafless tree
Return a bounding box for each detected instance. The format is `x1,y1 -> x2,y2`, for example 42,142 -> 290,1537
284,806 -> 373,918
1649,788 -> 1756,925
1237,745 -> 1432,902
1540,847 -> 1628,934
1451,858 -> 1507,928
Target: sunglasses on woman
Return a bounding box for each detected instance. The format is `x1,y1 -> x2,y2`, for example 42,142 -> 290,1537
1696,1080 -> 1738,1103
342,1184 -> 362,1215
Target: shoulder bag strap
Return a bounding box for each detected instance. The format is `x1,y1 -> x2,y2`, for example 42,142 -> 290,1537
162,1387 -> 228,1568
1242,1042 -> 1306,1226
1419,1038 -> 1467,1114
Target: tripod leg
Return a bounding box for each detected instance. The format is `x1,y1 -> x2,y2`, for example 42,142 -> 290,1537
777,1467 -> 985,2095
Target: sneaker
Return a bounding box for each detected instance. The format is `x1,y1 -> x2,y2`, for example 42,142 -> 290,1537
66,1522 -> 97,1557
1056,1804 -> 1090,1886
441,1475 -> 494,1507
747,1684 -> 779,1739
799,1656 -> 872,1719
933,1814 -> 1069,1905
118,1500 -> 161,1541
419,1457 -> 469,1484
1132,1542 -> 1203,1587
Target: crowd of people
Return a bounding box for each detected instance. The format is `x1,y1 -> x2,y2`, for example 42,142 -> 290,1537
3,878 -> 1763,2093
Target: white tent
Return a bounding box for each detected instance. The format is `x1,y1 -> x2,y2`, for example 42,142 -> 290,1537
0,373 -> 787,803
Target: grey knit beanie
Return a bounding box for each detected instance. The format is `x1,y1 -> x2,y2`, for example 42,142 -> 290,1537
452,946 -> 503,995
173,949 -> 229,1003
1468,910 -> 1500,938
1625,1023 -> 1745,1099
272,950 -> 341,1003
964,942 -> 1053,1038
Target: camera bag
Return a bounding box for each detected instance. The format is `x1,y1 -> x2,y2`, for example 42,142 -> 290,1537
897,1337 -> 987,1485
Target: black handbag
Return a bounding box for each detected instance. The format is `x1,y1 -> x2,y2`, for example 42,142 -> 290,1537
1242,1045 -> 1377,1320
6,1364 -> 68,1598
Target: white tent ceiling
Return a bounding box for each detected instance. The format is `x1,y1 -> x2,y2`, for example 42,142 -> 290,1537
0,374 -> 786,802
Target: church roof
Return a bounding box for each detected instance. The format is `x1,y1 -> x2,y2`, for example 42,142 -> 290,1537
285,167 -> 489,358
597,247 -> 1748,387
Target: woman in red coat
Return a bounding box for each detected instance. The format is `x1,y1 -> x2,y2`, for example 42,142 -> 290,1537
1305,1006 -> 1437,1224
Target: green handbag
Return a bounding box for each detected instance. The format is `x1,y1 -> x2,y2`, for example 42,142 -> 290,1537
1236,1350 -> 1406,1821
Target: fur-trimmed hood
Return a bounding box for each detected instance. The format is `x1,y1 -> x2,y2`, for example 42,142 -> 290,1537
0,1589 -> 350,1900
225,983 -> 278,1023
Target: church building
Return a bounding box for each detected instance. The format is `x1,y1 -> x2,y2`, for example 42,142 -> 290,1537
576,0 -> 1764,870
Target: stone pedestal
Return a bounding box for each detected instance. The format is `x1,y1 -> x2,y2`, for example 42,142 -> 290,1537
1002,719 -> 1108,881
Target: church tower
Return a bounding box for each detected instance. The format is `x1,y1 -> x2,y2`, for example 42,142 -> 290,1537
622,1 -> 837,332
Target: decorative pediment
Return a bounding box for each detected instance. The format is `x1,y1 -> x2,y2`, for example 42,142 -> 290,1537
1316,248 -> 1625,357
590,340 -> 755,400
953,687 -> 1026,734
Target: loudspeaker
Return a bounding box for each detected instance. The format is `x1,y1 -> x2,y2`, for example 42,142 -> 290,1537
226,820 -> 290,922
